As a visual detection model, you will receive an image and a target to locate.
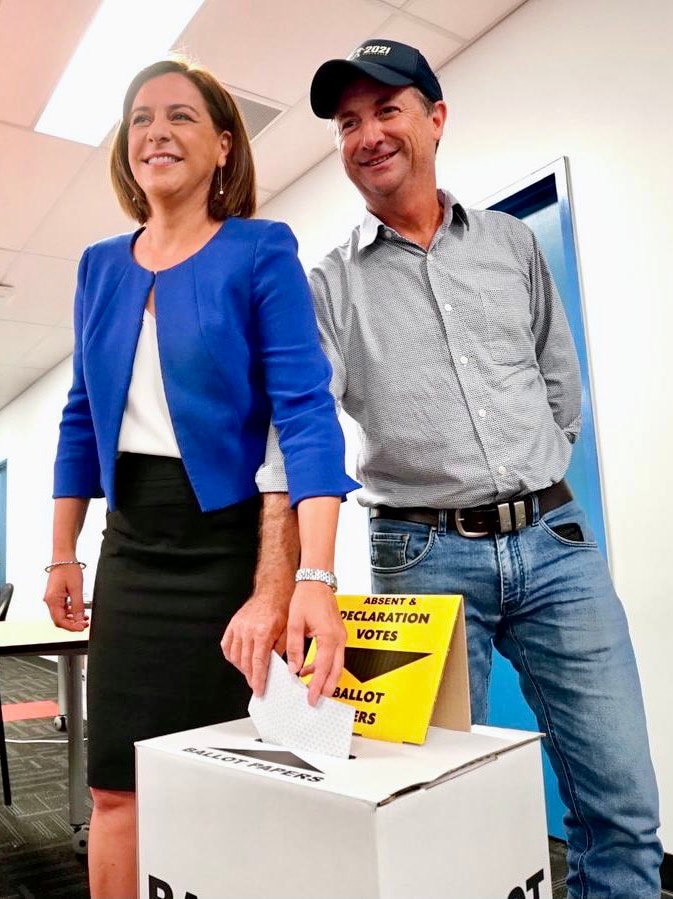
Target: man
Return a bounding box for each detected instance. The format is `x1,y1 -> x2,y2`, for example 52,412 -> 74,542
230,39 -> 662,899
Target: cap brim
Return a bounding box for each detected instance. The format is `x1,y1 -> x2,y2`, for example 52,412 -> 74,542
310,59 -> 413,119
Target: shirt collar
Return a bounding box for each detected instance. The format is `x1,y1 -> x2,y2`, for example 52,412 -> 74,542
357,189 -> 469,252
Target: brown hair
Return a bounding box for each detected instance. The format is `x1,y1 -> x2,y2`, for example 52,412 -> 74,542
413,87 -> 437,116
110,58 -> 256,223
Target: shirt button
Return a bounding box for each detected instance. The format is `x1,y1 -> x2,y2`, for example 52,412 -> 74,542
444,304 -> 452,312
498,465 -> 507,475
478,408 -> 486,418
427,252 -> 433,261
460,355 -> 468,365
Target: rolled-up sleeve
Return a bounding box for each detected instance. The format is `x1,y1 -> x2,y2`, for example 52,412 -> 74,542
254,423 -> 288,493
53,248 -> 104,499
252,222 -> 358,505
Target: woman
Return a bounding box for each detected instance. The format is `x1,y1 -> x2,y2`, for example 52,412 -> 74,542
43,58 -> 357,898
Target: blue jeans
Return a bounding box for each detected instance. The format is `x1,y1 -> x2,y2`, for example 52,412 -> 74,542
370,499 -> 662,899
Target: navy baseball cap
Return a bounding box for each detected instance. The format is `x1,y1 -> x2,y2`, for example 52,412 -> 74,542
310,39 -> 442,119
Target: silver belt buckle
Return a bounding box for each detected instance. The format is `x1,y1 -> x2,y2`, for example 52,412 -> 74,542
455,509 -> 488,538
497,500 -> 527,534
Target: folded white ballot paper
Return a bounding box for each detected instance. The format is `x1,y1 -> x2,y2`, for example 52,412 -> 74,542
248,651 -> 355,759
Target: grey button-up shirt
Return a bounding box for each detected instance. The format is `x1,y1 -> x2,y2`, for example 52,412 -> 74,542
257,190 -> 581,509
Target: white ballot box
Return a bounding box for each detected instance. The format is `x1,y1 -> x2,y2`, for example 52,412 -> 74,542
137,718 -> 551,899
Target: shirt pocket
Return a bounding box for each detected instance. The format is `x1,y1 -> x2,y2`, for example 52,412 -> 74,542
479,287 -> 535,365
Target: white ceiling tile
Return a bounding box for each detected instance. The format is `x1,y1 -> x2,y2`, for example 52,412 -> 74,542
405,0 -> 525,42
253,99 -> 335,193
376,14 -> 464,68
0,253 -> 78,326
181,0 -> 392,106
0,250 -> 18,281
0,320 -> 54,365
0,0 -> 100,128
24,147 -> 136,260
0,125 -> 91,252
0,391 -> 17,412
19,327 -> 74,370
257,188 -> 274,210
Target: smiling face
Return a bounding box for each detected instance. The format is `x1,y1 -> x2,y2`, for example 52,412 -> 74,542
334,78 -> 446,212
127,72 -> 231,213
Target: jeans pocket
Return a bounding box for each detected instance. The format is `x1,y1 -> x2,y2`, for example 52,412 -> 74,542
370,532 -> 408,569
538,501 -> 598,549
370,521 -> 435,572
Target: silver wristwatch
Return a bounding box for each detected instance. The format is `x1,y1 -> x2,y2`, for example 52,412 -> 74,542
295,567 -> 338,592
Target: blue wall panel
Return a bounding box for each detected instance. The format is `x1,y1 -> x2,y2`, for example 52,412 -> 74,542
480,160 -> 606,837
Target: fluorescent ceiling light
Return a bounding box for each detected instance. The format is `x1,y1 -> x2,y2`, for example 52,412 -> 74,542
35,0 -> 205,147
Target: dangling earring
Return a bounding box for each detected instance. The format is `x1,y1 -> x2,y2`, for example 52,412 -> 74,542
218,166 -> 224,197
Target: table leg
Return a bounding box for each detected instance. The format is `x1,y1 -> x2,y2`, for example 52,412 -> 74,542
64,654 -> 89,852
0,691 -> 12,805
55,657 -> 68,732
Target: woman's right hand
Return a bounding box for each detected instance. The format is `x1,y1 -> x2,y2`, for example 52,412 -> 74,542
43,565 -> 89,631
286,580 -> 346,706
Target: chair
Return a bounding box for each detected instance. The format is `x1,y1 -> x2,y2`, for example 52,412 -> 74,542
0,582 -> 14,804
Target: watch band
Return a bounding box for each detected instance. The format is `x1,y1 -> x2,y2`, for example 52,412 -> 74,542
295,567 -> 338,592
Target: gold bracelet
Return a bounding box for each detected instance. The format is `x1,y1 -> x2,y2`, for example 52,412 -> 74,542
44,560 -> 87,573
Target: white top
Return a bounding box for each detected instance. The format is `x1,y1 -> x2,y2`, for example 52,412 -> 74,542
118,310 -> 181,458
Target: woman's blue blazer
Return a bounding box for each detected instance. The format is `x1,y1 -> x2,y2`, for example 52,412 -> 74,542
53,217 -> 358,511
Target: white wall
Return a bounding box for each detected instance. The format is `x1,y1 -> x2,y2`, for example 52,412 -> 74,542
261,0 -> 673,848
0,359 -> 106,618
0,0 -> 671,847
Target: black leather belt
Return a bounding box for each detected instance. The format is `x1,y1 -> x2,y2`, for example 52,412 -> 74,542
370,480 -> 572,538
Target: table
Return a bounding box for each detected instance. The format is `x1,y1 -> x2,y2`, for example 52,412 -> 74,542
0,620 -> 89,853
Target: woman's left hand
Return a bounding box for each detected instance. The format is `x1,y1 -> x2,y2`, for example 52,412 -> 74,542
285,581 -> 346,706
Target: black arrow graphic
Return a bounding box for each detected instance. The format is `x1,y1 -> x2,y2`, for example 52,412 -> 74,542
343,647 -> 431,683
209,747 -> 323,773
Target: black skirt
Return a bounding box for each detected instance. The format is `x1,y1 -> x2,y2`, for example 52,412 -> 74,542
87,453 -> 259,791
